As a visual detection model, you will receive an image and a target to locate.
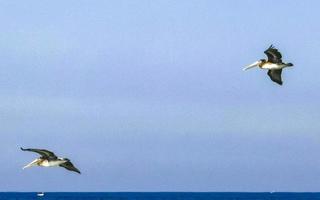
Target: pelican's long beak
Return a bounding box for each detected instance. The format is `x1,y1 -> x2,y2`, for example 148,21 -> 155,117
23,159 -> 40,169
243,61 -> 261,71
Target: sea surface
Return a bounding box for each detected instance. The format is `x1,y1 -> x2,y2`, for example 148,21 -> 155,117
1,192 -> 320,200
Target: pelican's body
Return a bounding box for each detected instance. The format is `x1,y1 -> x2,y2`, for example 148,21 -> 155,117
260,62 -> 287,70
21,147 -> 81,174
32,158 -> 67,167
243,45 -> 293,85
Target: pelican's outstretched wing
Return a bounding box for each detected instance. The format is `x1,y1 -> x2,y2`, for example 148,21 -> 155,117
267,69 -> 283,85
21,147 -> 57,159
264,45 -> 282,64
59,161 -> 81,174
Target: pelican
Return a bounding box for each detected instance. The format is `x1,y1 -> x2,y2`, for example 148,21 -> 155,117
21,147 -> 81,174
243,45 -> 293,85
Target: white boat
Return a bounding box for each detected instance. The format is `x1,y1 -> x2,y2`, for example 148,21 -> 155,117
37,192 -> 44,197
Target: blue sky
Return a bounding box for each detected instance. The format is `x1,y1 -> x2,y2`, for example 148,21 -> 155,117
1,0 -> 320,192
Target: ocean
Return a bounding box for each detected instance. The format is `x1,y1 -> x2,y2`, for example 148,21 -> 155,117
1,192 -> 320,200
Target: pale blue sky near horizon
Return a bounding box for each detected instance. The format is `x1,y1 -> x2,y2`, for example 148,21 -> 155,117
1,0 -> 320,192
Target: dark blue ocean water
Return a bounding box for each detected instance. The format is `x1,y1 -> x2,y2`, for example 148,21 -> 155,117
1,192 -> 320,200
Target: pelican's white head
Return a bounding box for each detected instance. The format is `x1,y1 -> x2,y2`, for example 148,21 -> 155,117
22,158 -> 41,169
243,60 -> 264,71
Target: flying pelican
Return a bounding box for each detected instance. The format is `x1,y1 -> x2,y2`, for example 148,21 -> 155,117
21,147 -> 81,174
243,45 -> 293,85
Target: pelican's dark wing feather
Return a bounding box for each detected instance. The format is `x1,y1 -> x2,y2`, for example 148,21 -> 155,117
21,147 -> 57,159
264,45 -> 282,63
59,161 -> 81,174
267,69 -> 283,85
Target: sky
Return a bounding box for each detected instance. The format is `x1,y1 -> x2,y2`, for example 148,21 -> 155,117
1,0 -> 320,192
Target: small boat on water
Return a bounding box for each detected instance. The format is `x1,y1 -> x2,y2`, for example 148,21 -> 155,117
37,192 -> 44,197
